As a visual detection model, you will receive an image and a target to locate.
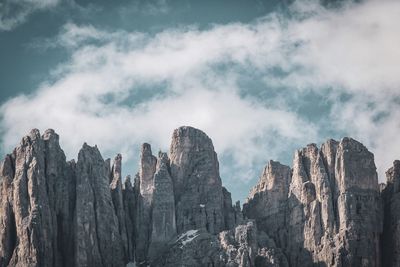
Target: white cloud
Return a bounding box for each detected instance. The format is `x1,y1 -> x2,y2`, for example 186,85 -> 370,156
0,86 -> 316,184
0,0 -> 60,31
0,13 -> 318,186
1,0 -> 400,201
283,0 -> 400,95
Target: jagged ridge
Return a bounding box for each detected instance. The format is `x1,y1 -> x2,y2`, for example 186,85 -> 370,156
0,127 -> 398,267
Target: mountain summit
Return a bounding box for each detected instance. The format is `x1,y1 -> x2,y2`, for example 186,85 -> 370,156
0,126 -> 397,266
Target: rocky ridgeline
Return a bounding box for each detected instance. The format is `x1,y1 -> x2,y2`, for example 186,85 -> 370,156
0,126 -> 398,266
244,138 -> 383,267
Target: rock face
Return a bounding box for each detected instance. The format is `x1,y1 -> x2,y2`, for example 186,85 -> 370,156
148,152 -> 176,261
134,143 -> 157,264
153,221 -> 288,267
382,160 -> 400,267
0,130 -> 135,267
153,229 -> 223,266
75,144 -> 125,267
133,126 -> 239,265
244,137 -> 382,267
169,126 -> 228,234
219,220 -> 288,267
244,160 -> 291,249
0,126 -> 395,267
0,129 -> 76,267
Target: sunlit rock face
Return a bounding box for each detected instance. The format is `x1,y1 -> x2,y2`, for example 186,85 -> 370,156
244,137 -> 382,267
169,126 -> 233,235
0,127 -> 392,267
132,126 -> 239,266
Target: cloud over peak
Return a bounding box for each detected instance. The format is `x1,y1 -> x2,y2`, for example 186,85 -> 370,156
1,0 -> 400,201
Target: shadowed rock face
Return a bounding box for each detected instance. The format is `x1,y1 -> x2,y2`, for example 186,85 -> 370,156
243,160 -> 291,249
134,143 -> 157,263
0,126 -> 395,267
148,152 -> 176,261
382,160 -> 400,267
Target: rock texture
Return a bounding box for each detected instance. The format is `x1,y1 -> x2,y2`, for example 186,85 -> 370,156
0,130 -> 135,267
0,129 -> 76,267
244,160 -> 291,249
148,152 -> 176,261
0,126 -> 396,267
169,126 -> 228,234
133,126 -> 239,265
382,160 -> 400,267
153,229 -> 223,266
153,221 -> 288,267
244,137 -> 382,267
219,220 -> 288,267
134,143 -> 157,264
75,144 -> 125,267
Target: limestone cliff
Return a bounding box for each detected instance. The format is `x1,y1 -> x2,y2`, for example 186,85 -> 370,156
244,137 -> 382,267
0,126 -> 396,267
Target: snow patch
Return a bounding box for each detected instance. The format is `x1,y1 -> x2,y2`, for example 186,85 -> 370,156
199,204 -> 205,208
176,229 -> 200,248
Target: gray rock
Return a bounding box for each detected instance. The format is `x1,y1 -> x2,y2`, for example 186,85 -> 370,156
122,176 -> 136,262
153,229 -> 223,267
155,220 -> 288,267
169,126 -> 227,234
223,187 -> 242,229
135,143 -> 157,264
110,154 -> 130,262
332,138 -> 381,267
1,129 -> 55,267
75,143 -> 125,267
219,220 -> 288,267
148,152 -> 176,261
382,160 -> 400,267
0,129 -> 78,267
0,127 -> 390,267
243,160 -> 291,248
135,143 -> 157,265
245,137 -> 382,267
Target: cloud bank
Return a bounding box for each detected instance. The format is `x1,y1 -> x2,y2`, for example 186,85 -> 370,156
1,0 -> 400,200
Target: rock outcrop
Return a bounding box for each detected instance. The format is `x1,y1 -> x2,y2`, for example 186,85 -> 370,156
0,130 -> 137,267
134,143 -> 157,264
382,160 -> 400,267
0,129 -> 76,267
244,137 -> 382,267
0,126 -> 396,267
244,160 -> 291,249
148,152 -> 176,261
153,220 -> 288,267
219,220 -> 288,267
169,126 -> 228,234
133,126 -> 239,265
75,143 -> 125,267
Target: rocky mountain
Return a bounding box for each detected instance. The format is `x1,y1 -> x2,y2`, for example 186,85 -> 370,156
0,126 -> 398,266
244,138 -> 382,267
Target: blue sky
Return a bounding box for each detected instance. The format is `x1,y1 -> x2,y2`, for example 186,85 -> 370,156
1,0 -> 400,202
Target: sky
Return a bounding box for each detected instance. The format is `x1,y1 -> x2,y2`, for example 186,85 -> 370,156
0,0 -> 399,203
